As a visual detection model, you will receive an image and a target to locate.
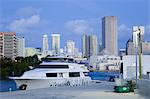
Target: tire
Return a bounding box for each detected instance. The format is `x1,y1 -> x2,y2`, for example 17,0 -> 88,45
19,84 -> 27,90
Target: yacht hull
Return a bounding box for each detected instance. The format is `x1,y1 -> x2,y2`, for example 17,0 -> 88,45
15,79 -> 66,90
14,77 -> 91,90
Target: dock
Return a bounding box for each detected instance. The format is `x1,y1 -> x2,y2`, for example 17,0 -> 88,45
0,81 -> 147,99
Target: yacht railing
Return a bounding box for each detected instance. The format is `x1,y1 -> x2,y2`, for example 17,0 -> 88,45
49,77 -> 91,87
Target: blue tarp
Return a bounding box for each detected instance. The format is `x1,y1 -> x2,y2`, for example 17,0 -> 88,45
88,72 -> 120,80
0,80 -> 18,92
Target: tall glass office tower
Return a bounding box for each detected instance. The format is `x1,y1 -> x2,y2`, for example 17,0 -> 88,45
102,16 -> 118,55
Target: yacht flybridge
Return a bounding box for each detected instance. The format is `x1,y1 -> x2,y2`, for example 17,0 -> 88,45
9,56 -> 91,90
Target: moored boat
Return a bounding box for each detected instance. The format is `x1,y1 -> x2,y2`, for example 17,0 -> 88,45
9,56 -> 91,90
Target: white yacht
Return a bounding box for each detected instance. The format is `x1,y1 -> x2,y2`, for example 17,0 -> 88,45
9,57 -> 91,90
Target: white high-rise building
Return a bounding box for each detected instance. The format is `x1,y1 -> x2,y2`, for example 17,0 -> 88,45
42,35 -> 49,55
132,26 -> 144,47
66,40 -> 75,56
102,16 -> 118,55
51,33 -> 60,55
17,37 -> 25,57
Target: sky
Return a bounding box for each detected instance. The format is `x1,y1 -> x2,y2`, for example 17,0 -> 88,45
0,0 -> 150,51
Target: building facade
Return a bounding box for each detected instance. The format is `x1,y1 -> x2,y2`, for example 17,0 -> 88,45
82,34 -> 98,58
42,35 -> 49,55
132,26 -> 144,47
17,37 -> 25,57
126,39 -> 136,55
0,32 -> 17,59
82,35 -> 89,58
126,40 -> 150,55
89,55 -> 121,71
51,34 -> 60,55
25,47 -> 40,57
126,26 -> 150,55
89,35 -> 98,56
66,40 -> 75,56
122,55 -> 150,79
142,42 -> 150,55
102,16 -> 118,55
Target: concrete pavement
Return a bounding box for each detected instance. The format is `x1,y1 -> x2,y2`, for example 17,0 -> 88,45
0,81 -> 147,99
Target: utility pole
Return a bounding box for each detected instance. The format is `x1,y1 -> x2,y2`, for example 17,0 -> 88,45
134,30 -> 138,87
138,29 -> 142,79
133,26 -> 142,87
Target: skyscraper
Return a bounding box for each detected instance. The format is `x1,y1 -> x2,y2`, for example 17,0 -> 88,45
42,35 -> 49,55
82,34 -> 98,58
51,33 -> 60,55
66,40 -> 75,56
82,35 -> 89,58
17,37 -> 25,57
0,32 -> 17,59
132,26 -> 144,47
102,16 -> 118,55
89,35 -> 98,56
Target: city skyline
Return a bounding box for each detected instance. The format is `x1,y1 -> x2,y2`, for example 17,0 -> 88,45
0,0 -> 150,50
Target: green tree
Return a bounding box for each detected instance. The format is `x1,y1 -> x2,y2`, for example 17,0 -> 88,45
0,55 -> 41,78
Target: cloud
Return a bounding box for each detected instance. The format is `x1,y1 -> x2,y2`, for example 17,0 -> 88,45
65,19 -> 93,34
118,24 -> 132,39
8,15 -> 40,32
118,24 -> 131,32
145,25 -> 150,41
16,6 -> 41,17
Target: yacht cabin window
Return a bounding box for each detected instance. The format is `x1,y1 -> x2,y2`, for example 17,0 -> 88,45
69,72 -> 80,77
59,73 -> 63,77
36,65 -> 69,68
46,73 -> 57,77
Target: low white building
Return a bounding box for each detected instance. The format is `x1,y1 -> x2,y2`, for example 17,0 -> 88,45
26,47 -> 41,57
89,55 -> 121,71
122,55 -> 150,79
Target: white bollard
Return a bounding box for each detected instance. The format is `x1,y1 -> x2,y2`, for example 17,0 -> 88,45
9,88 -> 12,92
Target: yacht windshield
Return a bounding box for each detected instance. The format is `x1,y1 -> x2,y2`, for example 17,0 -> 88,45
35,65 -> 69,68
42,57 -> 75,63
